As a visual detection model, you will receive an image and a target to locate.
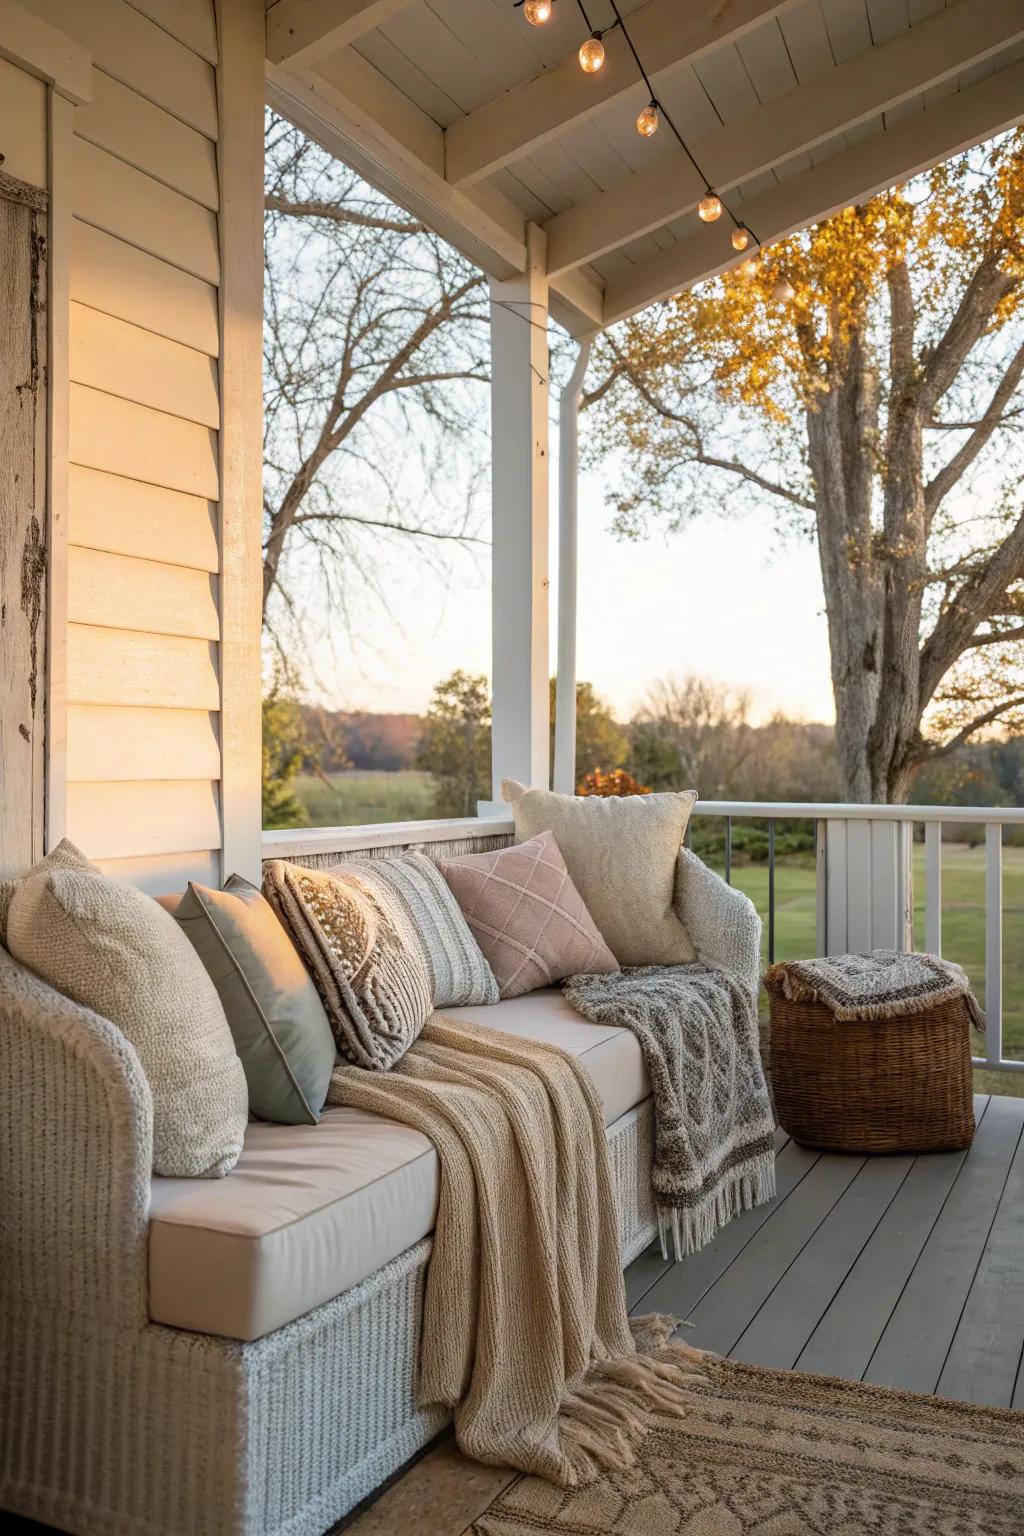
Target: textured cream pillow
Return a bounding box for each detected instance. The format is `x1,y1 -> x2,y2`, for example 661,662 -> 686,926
7,866 -> 248,1177
0,837 -> 97,948
502,780 -> 698,967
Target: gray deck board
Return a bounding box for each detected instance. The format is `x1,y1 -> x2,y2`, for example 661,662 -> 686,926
625,1094 -> 1024,1414
863,1094 -> 1024,1394
626,1134 -> 820,1318
936,1105 -> 1024,1406
730,1152 -> 913,1370
677,1152 -> 866,1356
794,1097 -> 990,1381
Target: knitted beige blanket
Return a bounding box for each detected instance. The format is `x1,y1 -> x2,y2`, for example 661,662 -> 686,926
327,1015 -> 706,1487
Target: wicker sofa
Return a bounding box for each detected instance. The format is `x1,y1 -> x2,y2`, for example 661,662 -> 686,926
0,827 -> 758,1536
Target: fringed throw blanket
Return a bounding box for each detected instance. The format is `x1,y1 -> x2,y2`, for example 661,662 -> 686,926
327,1015 -> 706,1487
564,965 -> 776,1262
765,949 -> 986,1029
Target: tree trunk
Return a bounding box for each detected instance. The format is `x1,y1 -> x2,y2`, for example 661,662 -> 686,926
805,318 -> 886,802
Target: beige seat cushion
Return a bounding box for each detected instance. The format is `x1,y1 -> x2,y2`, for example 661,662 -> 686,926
148,990 -> 650,1341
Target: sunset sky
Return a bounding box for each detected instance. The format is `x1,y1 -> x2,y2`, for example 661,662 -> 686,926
309,451 -> 836,726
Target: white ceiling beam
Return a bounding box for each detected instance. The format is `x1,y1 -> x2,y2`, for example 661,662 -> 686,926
444,0 -> 801,188
266,0 -> 406,69
603,58 -> 1024,327
547,0 -> 1024,276
267,52 -> 604,334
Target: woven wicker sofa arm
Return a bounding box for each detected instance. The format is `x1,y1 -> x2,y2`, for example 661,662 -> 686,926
0,947 -> 152,1329
675,847 -> 762,997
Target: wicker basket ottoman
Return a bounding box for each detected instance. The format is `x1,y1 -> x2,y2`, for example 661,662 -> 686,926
767,985 -> 975,1154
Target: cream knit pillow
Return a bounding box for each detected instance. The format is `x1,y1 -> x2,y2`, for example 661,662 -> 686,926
502,779 -> 698,967
7,866 -> 248,1177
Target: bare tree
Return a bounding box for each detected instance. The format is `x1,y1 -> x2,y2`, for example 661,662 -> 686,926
263,115 -> 490,662
585,133 -> 1024,803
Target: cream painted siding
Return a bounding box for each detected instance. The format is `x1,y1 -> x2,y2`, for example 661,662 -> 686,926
24,0 -> 227,890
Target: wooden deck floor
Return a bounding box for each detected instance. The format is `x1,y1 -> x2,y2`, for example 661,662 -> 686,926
625,1093 -> 1024,1409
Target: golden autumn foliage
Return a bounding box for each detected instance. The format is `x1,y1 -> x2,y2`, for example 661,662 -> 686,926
577,768 -> 652,797
584,131 -> 1024,802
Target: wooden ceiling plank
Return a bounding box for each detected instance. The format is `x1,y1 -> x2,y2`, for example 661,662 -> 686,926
603,56 -> 1024,325
444,0 -> 802,187
267,0 -> 408,69
546,0 -> 1024,275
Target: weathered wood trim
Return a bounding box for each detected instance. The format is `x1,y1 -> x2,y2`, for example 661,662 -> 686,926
0,167 -> 47,212
215,0 -> 264,884
0,165 -> 48,874
45,86 -> 72,848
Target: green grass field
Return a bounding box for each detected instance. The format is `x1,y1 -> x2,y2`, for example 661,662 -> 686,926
291,772 -> 1024,1094
292,769 -> 436,826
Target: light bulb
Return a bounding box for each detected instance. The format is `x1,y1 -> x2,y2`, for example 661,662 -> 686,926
578,33 -> 605,72
697,191 -> 723,223
523,0 -> 552,24
771,276 -> 795,302
636,102 -> 659,138
731,226 -> 750,252
738,255 -> 759,280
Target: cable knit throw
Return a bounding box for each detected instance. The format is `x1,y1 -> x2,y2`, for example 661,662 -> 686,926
564,850 -> 775,1260
326,1014 -> 707,1487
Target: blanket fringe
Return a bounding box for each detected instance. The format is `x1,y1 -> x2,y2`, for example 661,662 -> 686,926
553,1322 -> 710,1484
658,1155 -> 777,1261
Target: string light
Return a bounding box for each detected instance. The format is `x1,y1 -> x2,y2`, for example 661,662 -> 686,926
513,0 -> 778,290
636,102 -> 659,138
578,33 -> 605,72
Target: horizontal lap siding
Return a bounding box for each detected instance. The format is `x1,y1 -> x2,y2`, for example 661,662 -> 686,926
26,0 -> 225,888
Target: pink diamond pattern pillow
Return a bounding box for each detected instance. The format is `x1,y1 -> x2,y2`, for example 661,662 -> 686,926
436,830 -> 619,999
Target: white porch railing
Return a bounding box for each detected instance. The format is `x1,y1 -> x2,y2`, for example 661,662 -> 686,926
694,801 -> 1024,1077
264,799 -> 1024,1077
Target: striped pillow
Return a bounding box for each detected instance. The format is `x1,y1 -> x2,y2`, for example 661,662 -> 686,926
354,852 -> 499,1009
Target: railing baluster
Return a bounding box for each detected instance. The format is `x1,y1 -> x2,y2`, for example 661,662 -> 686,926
925,820 -> 942,956
684,819 -> 692,851
768,817 -> 776,965
724,816 -> 732,886
985,822 -> 1003,1068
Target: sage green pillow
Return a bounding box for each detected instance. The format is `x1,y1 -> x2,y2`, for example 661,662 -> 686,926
176,876 -> 336,1125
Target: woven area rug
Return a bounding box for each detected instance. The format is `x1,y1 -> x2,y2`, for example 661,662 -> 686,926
469,1357 -> 1024,1535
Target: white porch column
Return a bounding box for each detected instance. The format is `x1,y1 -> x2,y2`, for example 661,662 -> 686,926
552,337 -> 591,795
486,223 -> 551,801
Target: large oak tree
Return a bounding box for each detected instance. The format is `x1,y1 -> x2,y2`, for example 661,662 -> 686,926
584,132 -> 1024,803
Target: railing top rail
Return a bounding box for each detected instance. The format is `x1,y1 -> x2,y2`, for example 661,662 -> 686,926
262,814 -> 515,860
694,800 -> 1024,825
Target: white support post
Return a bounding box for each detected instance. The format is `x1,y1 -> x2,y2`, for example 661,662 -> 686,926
552,337 -> 591,795
485,223 -> 551,804
985,821 -> 1003,1066
924,820 -> 942,955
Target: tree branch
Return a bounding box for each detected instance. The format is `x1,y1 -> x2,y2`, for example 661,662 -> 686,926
924,341 -> 1024,518
926,694 -> 1024,761
919,505 -> 1024,704
264,192 -> 426,235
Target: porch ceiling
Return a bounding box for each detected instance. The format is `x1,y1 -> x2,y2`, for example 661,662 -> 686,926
265,0 -> 1024,335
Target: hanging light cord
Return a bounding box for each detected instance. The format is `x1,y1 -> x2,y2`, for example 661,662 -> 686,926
516,0 -> 762,253
598,0 -> 760,249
